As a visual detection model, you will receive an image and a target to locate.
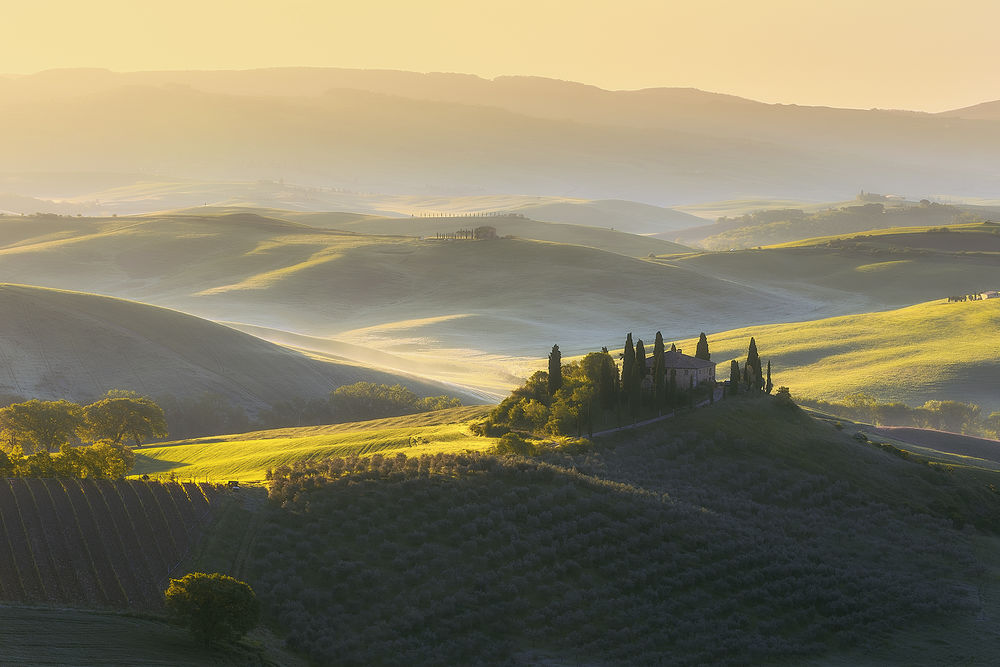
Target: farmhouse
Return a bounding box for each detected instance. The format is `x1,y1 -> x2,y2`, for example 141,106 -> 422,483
645,349 -> 716,385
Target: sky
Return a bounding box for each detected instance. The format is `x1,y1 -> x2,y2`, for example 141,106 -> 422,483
5,0 -> 1000,112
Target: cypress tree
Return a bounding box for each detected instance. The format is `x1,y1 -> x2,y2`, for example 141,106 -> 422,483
652,331 -> 666,414
669,369 -> 677,406
670,343 -> 677,352
695,332 -> 711,361
631,339 -> 646,419
548,344 -> 562,395
765,360 -> 773,394
599,351 -> 619,410
746,337 -> 762,393
621,334 -> 635,403
729,360 -> 740,394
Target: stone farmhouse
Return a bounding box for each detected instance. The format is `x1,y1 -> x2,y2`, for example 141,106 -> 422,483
645,349 -> 717,386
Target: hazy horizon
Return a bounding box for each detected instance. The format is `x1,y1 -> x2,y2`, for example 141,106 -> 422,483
5,0 -> 1000,113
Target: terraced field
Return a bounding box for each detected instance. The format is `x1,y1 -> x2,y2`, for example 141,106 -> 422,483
0,478 -> 221,609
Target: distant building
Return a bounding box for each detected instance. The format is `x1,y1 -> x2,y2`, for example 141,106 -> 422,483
645,349 -> 716,385
982,290 -> 1000,299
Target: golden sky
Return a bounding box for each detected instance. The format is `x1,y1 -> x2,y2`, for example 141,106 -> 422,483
6,0 -> 1000,111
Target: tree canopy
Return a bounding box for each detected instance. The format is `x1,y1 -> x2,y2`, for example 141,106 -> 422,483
164,572 -> 260,646
81,391 -> 168,447
0,399 -> 83,454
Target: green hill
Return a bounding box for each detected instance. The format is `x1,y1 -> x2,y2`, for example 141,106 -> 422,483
677,298 -> 1000,412
0,283 -> 460,410
671,200 -> 1000,250
239,397 -> 1000,664
132,406 -> 493,482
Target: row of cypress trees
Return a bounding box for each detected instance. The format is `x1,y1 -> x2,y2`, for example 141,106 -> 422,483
728,337 -> 773,395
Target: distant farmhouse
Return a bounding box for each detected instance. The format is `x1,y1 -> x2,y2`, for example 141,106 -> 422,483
645,349 -> 716,385
981,290 -> 999,299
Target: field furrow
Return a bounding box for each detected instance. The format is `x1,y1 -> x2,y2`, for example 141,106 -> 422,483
0,481 -> 46,600
10,478 -> 63,601
42,479 -> 109,606
95,480 -> 160,608
26,479 -> 87,604
121,482 -> 173,579
0,484 -> 27,602
69,479 -> 142,607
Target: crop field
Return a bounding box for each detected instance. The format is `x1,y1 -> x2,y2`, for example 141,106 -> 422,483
0,478 -> 221,609
132,406 -> 494,482
671,298 -> 1000,411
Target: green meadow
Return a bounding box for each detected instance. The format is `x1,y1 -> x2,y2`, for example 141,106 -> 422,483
132,406 -> 493,481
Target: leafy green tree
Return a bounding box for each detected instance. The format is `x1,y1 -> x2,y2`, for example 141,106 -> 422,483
986,412 -> 1000,438
695,333 -> 710,361
652,332 -> 666,414
548,344 -> 562,395
165,572 -> 260,646
0,399 -> 83,453
81,391 -> 167,447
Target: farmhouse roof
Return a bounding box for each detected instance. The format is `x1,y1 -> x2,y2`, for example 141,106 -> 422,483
645,350 -> 716,370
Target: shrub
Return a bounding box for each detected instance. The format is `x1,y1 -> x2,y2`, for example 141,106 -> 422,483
494,432 -> 536,457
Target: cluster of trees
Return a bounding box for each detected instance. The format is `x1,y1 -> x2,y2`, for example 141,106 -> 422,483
726,337 -> 773,396
484,332 -> 729,438
432,225 -> 499,240
803,394 -> 1000,437
0,441 -> 135,478
0,390 -> 167,454
946,293 -> 988,302
259,382 -> 463,429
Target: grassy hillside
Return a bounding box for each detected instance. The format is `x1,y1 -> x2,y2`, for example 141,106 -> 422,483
0,283 -> 457,410
241,397 -> 1000,664
0,211 -> 799,373
668,229 -> 1000,310
676,298 -> 1000,412
279,211 -> 692,257
671,200 -> 1000,249
132,406 -> 493,481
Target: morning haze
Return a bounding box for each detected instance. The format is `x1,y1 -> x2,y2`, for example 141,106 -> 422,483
1,2 -> 999,665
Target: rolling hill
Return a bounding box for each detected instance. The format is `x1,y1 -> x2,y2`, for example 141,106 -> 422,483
668,200 -> 1000,249
0,284 -> 463,410
674,298 -> 1000,412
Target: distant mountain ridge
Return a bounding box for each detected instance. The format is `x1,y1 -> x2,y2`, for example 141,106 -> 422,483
2,68 -> 1000,203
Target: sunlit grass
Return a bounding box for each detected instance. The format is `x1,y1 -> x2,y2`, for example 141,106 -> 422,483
132,406 -> 494,481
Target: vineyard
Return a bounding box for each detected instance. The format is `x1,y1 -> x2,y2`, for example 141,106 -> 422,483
0,478 -> 221,609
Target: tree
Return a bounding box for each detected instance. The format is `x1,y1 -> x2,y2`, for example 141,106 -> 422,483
729,360 -> 740,394
81,391 -> 167,447
670,343 -> 677,352
745,338 -> 763,393
695,333 -> 710,361
621,333 -> 635,405
986,412 -> 1000,439
652,332 -> 666,414
765,360 -> 773,394
165,572 -> 261,646
548,344 -> 562,395
629,340 -> 647,418
0,399 -> 83,453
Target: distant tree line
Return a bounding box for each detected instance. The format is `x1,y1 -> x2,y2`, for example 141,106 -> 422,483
433,225 -> 499,240
257,382 -> 462,429
801,393 -> 1000,438
0,390 -> 167,454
